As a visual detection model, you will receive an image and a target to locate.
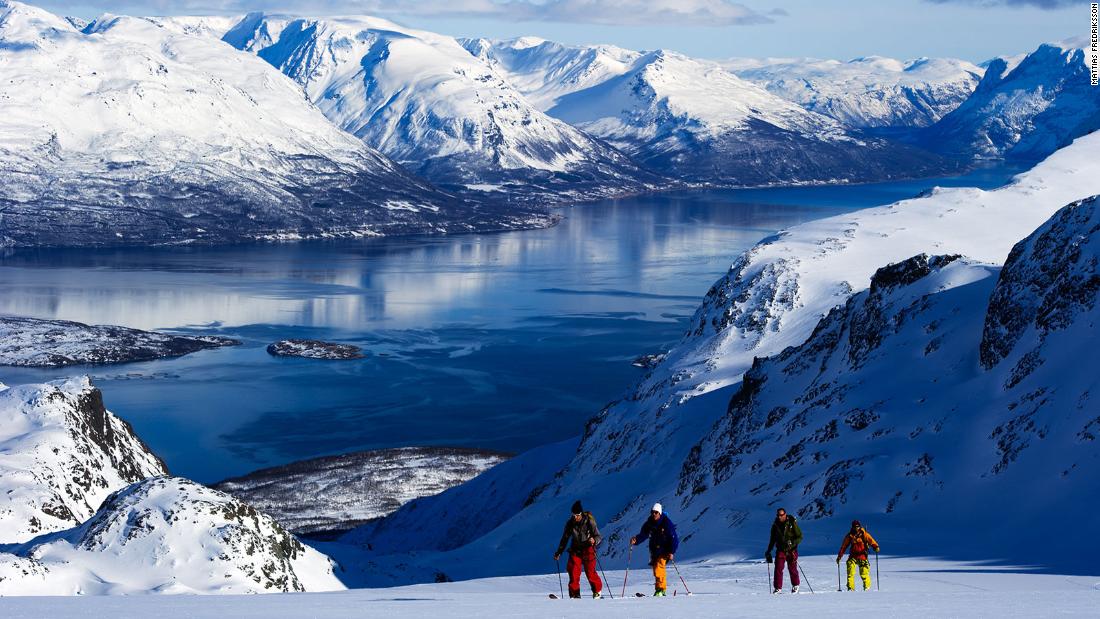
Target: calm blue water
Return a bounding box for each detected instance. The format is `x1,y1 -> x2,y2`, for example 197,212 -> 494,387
0,168 -> 1019,482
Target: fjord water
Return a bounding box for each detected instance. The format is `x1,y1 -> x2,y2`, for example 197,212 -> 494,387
0,170 -> 1017,482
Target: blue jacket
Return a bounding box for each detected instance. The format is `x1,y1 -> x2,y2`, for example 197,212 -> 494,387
635,513 -> 679,558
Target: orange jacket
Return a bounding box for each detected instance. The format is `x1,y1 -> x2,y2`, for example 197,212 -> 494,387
837,529 -> 879,560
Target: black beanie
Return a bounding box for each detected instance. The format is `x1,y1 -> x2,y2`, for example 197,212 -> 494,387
572,500 -> 583,515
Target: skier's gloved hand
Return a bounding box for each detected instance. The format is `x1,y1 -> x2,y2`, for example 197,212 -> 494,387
554,553 -> 560,562
873,546 -> 880,553
836,557 -> 841,564
630,537 -> 637,546
765,553 -> 772,563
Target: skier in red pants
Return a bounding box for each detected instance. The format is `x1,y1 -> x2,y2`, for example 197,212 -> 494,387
764,507 -> 803,594
554,500 -> 604,598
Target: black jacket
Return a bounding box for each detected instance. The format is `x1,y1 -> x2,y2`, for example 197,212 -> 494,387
635,514 -> 679,558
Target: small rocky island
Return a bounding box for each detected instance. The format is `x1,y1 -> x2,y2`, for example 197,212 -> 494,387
266,339 -> 365,360
0,316 -> 239,367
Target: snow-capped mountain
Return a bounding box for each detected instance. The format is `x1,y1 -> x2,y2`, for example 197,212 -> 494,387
0,316 -> 238,367
0,476 -> 344,594
0,377 -> 167,543
678,197 -> 1099,561
0,1 -> 546,248
350,131 -> 1100,583
920,40 -> 1100,163
213,447 -> 510,536
723,56 -> 983,128
472,38 -> 950,185
220,14 -> 661,201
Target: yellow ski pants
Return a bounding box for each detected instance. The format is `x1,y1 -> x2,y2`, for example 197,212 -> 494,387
846,557 -> 871,590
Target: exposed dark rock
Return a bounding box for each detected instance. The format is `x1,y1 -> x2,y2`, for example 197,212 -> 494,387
266,339 -> 365,360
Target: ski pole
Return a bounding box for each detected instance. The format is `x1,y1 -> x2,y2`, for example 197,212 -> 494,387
837,560 -> 842,591
875,551 -> 880,591
595,551 -> 614,599
556,557 -> 564,599
622,545 -> 632,599
765,559 -> 772,593
797,563 -> 815,593
670,558 -> 692,595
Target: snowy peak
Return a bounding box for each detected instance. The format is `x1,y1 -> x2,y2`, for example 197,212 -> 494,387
0,3 -> 551,247
221,14 -> 657,198
725,54 -> 983,128
0,377 -> 167,543
922,40 -> 1100,162
1,477 -> 344,595
476,35 -> 951,185
0,0 -> 77,45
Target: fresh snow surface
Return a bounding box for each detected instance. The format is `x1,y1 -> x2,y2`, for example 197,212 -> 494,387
0,377 -> 167,543
0,477 -> 344,595
0,556 -> 1095,616
347,132 -> 1100,584
723,55 -> 983,128
220,14 -> 657,197
213,447 -> 510,535
0,316 -> 238,367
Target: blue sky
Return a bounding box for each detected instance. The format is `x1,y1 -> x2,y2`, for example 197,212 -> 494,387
34,0 -> 1087,61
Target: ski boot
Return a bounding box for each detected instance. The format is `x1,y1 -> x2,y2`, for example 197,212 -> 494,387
772,588 -> 781,594
792,585 -> 800,594
653,588 -> 666,597
592,591 -> 602,599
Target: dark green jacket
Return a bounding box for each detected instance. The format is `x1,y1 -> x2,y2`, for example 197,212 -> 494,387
766,516 -> 803,554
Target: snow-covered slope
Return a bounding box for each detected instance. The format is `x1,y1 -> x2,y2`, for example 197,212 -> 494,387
723,56 -> 982,128
920,40 -> 1100,163
473,38 -> 950,185
0,1 -> 544,248
1,556 -> 1098,615
0,476 -> 344,595
0,316 -> 238,367
221,14 -> 660,201
214,447 -> 510,536
0,377 -> 167,543
351,132 -> 1100,583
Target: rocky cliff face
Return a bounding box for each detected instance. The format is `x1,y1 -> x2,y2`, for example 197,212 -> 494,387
0,477 -> 345,594
0,377 -> 168,543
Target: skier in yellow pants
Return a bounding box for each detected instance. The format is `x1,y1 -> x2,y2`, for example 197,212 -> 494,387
836,520 -> 879,590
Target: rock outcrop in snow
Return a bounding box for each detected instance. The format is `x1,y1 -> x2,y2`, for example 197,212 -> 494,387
920,40 -> 1100,163
473,38 -> 952,185
0,477 -> 344,594
723,55 -> 982,128
0,377 -> 167,543
0,1 -> 546,248
0,316 -> 238,367
221,14 -> 661,202
214,447 -> 511,536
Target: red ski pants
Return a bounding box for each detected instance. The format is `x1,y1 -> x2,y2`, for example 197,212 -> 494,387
774,550 -> 800,589
567,546 -> 603,597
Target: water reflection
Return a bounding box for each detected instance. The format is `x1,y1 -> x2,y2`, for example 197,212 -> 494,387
0,172 -> 1019,481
